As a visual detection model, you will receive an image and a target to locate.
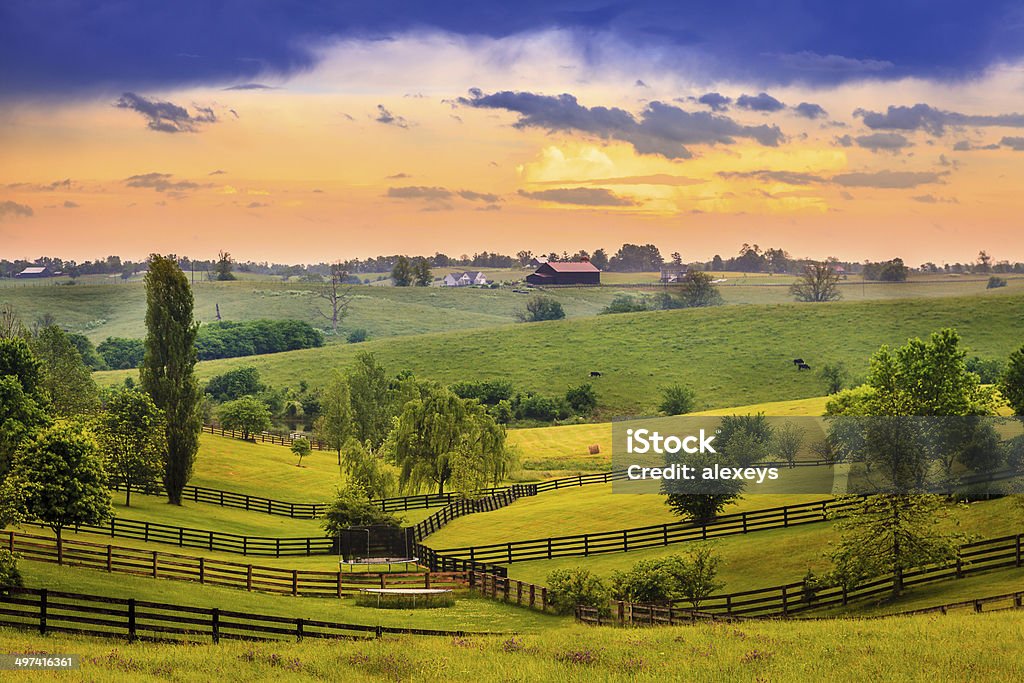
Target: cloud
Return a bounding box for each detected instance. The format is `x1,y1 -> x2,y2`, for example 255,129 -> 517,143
517,187 -> 637,206
718,170 -> 826,185
375,104 -> 409,128
62,200 -> 79,208
222,83 -> 275,90
5,179 -> 71,192
114,92 -> 218,133
208,169 -> 227,175
459,90 -> 784,159
736,92 -> 785,112
911,194 -> 957,203
1001,136 -> 1024,151
834,134 -> 853,147
457,190 -> 501,203
634,79 -> 648,88
0,200 -> 33,219
831,170 -> 947,189
386,186 -> 452,200
772,51 -> 894,75
544,174 -> 705,187
386,173 -> 411,179
123,172 -> 203,192
854,132 -> 913,152
246,201 -> 268,208
697,93 -> 731,112
855,104 -> 1024,136
793,102 -> 827,119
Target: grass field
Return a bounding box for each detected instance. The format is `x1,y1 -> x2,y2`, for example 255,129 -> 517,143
94,292 -> 1024,417
495,497 -> 1022,589
1,610 -> 1021,681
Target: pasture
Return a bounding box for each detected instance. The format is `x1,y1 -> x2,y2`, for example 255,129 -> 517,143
93,292 -> 1024,417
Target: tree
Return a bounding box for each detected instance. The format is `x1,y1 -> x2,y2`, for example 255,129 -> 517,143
662,451 -> 744,523
589,248 -> 609,270
790,262 -> 841,302
659,385 -> 697,415
516,295 -> 565,322
6,422 -> 113,559
987,276 -> 1007,289
340,437 -> 396,499
217,396 -> 271,440
818,362 -> 847,394
67,333 -> 107,370
0,338 -> 50,478
204,367 -> 265,402
827,494 -> 962,596
97,337 -> 145,370
387,387 -> 510,494
316,264 -> 353,335
565,384 -> 597,415
609,546 -> 723,608
31,325 -> 99,416
1001,345 -> 1024,416
676,271 -> 723,308
315,370 -> 355,465
391,256 -> 413,286
291,437 -> 312,467
413,258 -> 432,286
214,250 -> 236,280
140,254 -> 202,505
347,353 -> 392,449
772,422 -> 804,468
672,545 -> 723,609
320,484 -> 400,538
600,293 -> 649,314
98,388 -> 166,506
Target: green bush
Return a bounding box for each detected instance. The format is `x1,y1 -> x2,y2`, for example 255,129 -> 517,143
320,484 -> 401,537
450,380 -> 514,405
987,276 -> 1007,289
347,329 -> 368,344
516,296 -> 565,322
547,568 -> 610,616
600,293 -> 649,314
97,337 -> 145,369
565,383 -> 597,414
0,550 -> 22,593
659,385 -> 697,415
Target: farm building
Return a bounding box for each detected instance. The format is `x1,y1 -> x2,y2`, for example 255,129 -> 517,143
528,255 -> 549,267
526,261 -> 600,286
15,266 -> 54,278
660,264 -> 688,282
442,271 -> 489,287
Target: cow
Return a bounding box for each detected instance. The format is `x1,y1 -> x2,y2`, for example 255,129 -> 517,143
792,358 -> 805,366
797,362 -> 811,371
589,371 -> 602,377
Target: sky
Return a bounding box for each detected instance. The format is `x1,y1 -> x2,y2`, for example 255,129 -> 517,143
2,1 -> 1024,265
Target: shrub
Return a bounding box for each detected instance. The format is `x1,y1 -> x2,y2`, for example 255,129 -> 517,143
659,385 -> 697,415
516,296 -> 565,322
516,393 -> 571,421
565,383 -> 597,414
610,547 -> 723,608
195,320 -> 324,360
600,293 -> 648,314
987,276 -> 1007,289
347,328 -> 368,344
450,379 -> 514,405
547,568 -> 610,616
97,337 -> 145,369
205,367 -> 265,402
320,484 -> 401,537
965,356 -> 1004,384
0,550 -> 22,593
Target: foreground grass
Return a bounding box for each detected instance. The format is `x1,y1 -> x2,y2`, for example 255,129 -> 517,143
1,610 -> 1022,681
94,292 -> 1024,417
16,561 -> 557,634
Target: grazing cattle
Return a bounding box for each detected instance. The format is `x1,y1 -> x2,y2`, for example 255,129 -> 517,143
797,362 -> 811,371
792,358 -> 805,366
589,371 -> 602,377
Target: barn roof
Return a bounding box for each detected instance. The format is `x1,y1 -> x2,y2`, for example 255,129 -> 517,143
544,261 -> 599,273
19,267 -> 48,274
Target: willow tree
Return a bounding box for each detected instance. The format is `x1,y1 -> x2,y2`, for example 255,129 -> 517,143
140,255 -> 201,505
387,387 -> 509,495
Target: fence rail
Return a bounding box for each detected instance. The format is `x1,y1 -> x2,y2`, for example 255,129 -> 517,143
428,497 -> 853,565
468,571 -> 551,612
20,518 -> 334,557
5,532 -> 467,598
576,533 -> 1024,626
0,587 -> 492,645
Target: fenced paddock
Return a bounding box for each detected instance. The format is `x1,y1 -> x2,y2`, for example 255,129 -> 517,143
6,532 -> 467,598
0,588 -> 494,644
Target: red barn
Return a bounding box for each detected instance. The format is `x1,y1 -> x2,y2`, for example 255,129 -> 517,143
526,261 -> 600,286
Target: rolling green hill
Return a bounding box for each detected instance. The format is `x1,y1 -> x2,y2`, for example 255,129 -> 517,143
94,292 -> 1024,417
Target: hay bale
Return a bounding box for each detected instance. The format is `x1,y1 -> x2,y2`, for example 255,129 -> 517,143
588,444 -> 600,455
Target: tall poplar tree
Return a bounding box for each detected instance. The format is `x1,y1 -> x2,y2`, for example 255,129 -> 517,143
140,255 -> 201,505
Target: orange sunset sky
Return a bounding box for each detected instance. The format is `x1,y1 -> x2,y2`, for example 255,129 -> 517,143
2,28 -> 1023,265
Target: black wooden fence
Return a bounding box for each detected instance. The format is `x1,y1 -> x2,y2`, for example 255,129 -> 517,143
576,532 -> 1024,625
0,587 -> 494,644
428,497 -> 852,565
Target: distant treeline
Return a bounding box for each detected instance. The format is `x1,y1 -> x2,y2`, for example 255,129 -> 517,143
78,319 -> 323,370
5,245 -> 1023,280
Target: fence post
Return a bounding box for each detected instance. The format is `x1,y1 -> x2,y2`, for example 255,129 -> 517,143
152,551 -> 158,578
781,585 -> 788,616
39,589 -> 47,635
247,565 -> 253,591
956,554 -> 963,579
106,545 -> 112,572
7,531 -> 12,552
623,530 -> 628,552
144,521 -> 149,543
1016,535 -> 1021,568
212,608 -> 220,644
541,587 -> 547,611
292,570 -> 298,596
127,598 -> 136,642
529,584 -> 535,608
296,618 -> 304,641
783,508 -> 789,528
504,577 -> 510,602
199,557 -> 205,584
742,513 -> 748,534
